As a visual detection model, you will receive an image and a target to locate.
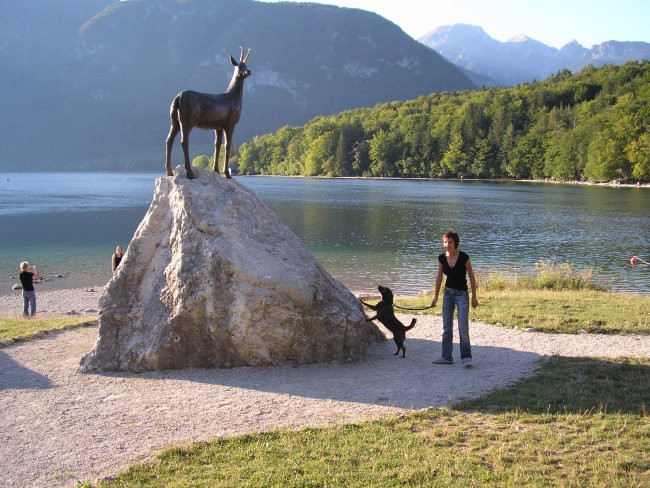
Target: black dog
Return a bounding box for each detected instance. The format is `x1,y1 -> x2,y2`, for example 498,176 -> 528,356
361,285 -> 416,358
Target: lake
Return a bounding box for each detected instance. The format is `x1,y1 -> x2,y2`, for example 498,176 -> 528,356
1,173 -> 649,295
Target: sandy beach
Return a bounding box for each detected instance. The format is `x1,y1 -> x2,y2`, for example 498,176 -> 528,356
0,286 -> 104,319
1,288 -> 649,487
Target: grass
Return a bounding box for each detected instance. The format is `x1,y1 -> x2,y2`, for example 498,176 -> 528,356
97,357 -> 650,487
476,261 -> 605,292
397,289 -> 649,334
386,261 -> 649,335
0,316 -> 97,344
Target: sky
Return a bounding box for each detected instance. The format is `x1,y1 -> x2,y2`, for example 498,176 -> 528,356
261,0 -> 650,49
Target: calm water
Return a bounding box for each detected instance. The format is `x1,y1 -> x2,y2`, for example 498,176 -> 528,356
1,173 -> 649,295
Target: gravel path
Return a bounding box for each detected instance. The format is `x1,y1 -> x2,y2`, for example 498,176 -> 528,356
1,289 -> 649,487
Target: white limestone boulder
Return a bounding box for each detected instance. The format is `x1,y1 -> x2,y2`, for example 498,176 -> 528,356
79,166 -> 383,372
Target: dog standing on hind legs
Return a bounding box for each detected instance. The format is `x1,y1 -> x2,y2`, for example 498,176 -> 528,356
361,285 -> 416,358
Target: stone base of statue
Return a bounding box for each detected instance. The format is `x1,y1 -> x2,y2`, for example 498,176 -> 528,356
79,166 -> 383,372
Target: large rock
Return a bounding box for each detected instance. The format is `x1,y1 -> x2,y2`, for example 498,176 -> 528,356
79,166 -> 383,372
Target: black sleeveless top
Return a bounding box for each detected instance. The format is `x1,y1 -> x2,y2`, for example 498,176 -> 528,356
438,251 -> 469,291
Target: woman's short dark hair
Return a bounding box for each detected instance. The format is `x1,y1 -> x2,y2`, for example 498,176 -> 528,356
443,230 -> 460,249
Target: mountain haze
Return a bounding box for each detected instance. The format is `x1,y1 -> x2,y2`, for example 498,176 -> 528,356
0,0 -> 475,171
420,24 -> 650,86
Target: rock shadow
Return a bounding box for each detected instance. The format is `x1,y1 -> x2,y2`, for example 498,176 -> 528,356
97,338 -> 543,409
0,350 -> 53,390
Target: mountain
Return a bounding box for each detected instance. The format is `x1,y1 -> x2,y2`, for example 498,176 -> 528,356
0,0 -> 475,171
419,24 -> 650,86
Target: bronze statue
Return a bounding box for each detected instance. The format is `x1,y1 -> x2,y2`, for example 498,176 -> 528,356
165,47 -> 252,179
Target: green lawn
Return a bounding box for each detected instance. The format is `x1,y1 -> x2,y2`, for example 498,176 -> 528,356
97,357 -> 649,487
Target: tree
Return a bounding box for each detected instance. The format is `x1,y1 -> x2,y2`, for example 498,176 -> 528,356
368,130 -> 398,176
441,132 -> 467,177
304,133 -> 335,176
237,140 -> 262,174
585,129 -> 625,181
352,142 -> 371,175
627,132 -> 650,180
192,155 -> 211,169
469,137 -> 494,178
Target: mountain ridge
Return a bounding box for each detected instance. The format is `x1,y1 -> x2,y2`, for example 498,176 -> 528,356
0,0 -> 474,171
419,24 -> 650,86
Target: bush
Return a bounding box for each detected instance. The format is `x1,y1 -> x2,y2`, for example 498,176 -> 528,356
192,155 -> 212,169
477,261 -> 604,291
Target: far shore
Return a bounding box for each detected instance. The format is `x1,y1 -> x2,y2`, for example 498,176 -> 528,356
232,173 -> 650,188
4,171 -> 648,188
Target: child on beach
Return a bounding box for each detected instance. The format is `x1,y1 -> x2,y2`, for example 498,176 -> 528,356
19,261 -> 39,318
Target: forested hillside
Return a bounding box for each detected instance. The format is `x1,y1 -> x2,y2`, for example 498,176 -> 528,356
233,62 -> 650,182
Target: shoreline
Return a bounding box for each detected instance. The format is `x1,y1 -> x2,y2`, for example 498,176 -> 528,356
0,286 -> 105,319
4,171 -> 648,187
238,173 -> 650,187
0,286 -> 384,319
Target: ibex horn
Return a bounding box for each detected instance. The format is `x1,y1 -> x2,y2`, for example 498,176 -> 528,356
243,48 -> 251,64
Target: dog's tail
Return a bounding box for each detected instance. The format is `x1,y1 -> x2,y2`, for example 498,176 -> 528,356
406,318 -> 416,331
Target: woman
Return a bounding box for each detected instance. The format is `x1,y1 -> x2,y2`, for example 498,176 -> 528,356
430,231 -> 478,368
111,246 -> 124,274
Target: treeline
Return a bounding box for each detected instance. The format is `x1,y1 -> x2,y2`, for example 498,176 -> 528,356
220,62 -> 650,181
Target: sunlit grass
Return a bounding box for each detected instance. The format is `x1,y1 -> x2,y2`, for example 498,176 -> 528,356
476,261 -> 605,291
0,316 -> 97,344
398,288 -> 649,334
98,357 -> 650,487
392,262 -> 648,334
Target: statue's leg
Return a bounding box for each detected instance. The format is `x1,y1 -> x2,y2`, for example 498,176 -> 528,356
165,121 -> 180,176
223,128 -> 233,179
180,125 -> 195,179
213,130 -> 223,173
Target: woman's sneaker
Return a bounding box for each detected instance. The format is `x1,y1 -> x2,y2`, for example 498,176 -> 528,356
432,357 -> 453,364
462,358 -> 473,368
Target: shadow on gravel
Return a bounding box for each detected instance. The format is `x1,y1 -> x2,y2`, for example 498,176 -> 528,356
0,350 -> 53,390
96,338 -> 543,409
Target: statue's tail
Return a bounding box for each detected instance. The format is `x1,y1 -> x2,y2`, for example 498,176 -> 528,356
170,93 -> 181,118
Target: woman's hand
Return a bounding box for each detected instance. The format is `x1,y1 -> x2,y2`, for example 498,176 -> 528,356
471,296 -> 478,308
430,297 -> 438,308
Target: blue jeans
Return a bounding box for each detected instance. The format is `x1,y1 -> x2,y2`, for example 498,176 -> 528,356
22,290 -> 36,317
440,288 -> 471,361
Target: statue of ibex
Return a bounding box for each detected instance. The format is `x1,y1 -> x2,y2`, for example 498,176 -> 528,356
165,47 -> 252,179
